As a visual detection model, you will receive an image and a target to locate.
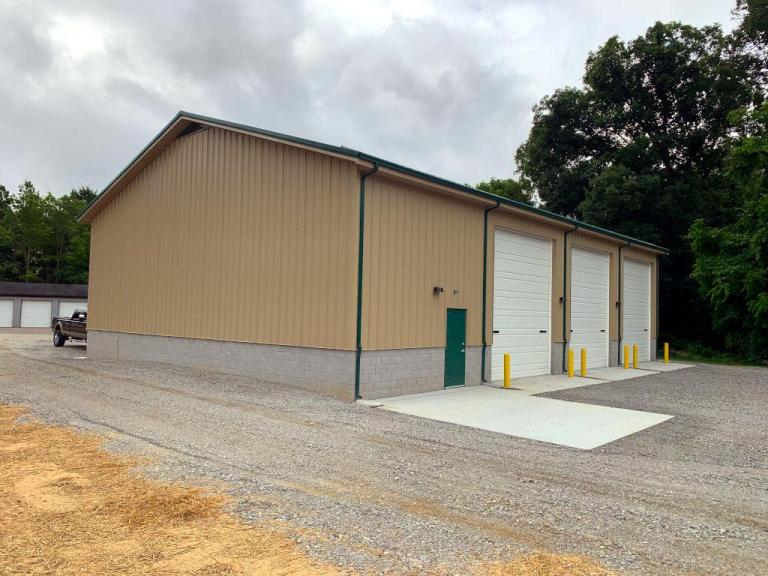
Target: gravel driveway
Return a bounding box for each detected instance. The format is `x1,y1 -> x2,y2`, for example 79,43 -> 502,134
0,333 -> 765,575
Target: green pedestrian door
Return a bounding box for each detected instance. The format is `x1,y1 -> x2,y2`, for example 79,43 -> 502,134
444,308 -> 466,388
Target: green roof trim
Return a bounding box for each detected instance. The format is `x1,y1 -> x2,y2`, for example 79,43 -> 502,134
81,110 -> 668,254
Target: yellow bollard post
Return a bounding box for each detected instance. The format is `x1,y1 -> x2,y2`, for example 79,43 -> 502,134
623,345 -> 630,369
664,342 -> 669,364
503,353 -> 511,389
580,348 -> 587,377
567,349 -> 574,378
633,344 -> 639,369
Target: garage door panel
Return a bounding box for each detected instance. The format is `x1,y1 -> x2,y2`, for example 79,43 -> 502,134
623,260 -> 651,362
491,230 -> 552,380
0,300 -> 12,327
570,249 -> 610,369
20,300 -> 52,327
58,301 -> 88,318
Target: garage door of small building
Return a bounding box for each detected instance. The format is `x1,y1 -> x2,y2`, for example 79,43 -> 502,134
58,301 -> 88,318
0,300 -> 13,327
491,229 -> 552,380
623,260 -> 651,362
569,248 -> 610,369
20,300 -> 52,327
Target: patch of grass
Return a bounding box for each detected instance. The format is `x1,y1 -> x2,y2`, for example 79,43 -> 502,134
668,342 -> 763,367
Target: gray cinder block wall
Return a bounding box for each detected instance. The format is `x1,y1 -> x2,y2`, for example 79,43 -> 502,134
88,330 -> 356,400
88,331 -> 482,401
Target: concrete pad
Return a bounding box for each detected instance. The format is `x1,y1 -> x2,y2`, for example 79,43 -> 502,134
588,366 -> 658,381
638,361 -> 694,372
488,374 -> 608,395
375,386 -> 672,450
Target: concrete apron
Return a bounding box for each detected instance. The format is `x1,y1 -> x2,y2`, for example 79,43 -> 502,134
368,370 -> 678,450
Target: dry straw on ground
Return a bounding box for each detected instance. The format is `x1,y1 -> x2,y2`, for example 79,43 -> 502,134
0,404 -> 617,576
0,404 -> 342,575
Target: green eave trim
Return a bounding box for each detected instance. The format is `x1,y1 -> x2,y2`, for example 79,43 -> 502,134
80,110 -> 669,254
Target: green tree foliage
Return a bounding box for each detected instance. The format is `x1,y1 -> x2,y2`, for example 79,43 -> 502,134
690,105 -> 768,360
474,177 -> 533,204
0,181 -> 93,284
514,9 -> 767,345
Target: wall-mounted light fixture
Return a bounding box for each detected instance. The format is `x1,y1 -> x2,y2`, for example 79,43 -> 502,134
433,286 -> 444,295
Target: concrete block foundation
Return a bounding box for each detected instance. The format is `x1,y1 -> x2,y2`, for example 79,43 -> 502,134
88,331 -> 483,401
609,340 -> 619,367
88,330 -> 356,400
359,346 -> 482,400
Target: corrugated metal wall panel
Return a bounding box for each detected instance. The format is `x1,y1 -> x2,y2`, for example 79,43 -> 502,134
362,177 -> 485,349
88,127 -> 359,349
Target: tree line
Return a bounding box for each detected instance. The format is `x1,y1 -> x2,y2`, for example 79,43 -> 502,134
0,181 -> 94,285
477,0 -> 768,361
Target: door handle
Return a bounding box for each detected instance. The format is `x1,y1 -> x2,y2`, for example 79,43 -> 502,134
600,329 -> 606,332
539,330 -> 547,334
493,330 -> 500,334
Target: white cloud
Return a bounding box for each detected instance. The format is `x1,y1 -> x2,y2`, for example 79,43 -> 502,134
0,0 -> 736,195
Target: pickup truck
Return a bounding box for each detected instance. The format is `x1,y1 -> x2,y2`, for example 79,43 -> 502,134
52,309 -> 87,347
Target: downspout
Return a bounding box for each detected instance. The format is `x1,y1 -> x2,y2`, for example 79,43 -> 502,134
561,225 -> 577,372
481,199 -> 501,383
354,162 -> 379,400
617,240 -> 631,364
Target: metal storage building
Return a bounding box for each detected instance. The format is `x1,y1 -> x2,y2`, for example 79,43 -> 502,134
0,282 -> 88,328
81,112 -> 665,400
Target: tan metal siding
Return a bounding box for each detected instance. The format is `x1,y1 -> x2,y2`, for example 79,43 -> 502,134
486,211 -> 567,345
623,247 -> 658,337
88,127 -> 359,349
362,177 -> 485,349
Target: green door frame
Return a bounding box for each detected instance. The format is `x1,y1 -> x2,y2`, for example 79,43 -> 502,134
445,308 -> 466,388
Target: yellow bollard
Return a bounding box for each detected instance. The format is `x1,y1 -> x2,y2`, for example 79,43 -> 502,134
567,349 -> 574,378
633,344 -> 639,369
580,348 -> 587,377
664,342 -> 669,364
503,353 -> 511,389
623,345 -> 630,369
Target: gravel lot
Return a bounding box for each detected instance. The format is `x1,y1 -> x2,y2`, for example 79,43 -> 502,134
0,333 -> 766,575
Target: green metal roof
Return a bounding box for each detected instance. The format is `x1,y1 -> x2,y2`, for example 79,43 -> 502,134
81,110 -> 668,254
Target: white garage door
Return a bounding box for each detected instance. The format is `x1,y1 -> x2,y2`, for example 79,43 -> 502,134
623,260 -> 651,362
20,300 -> 52,327
570,248 -> 610,369
491,230 -> 552,380
58,301 -> 88,318
0,300 -> 13,327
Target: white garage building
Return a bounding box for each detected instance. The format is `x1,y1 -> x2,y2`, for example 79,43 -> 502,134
0,282 -> 88,328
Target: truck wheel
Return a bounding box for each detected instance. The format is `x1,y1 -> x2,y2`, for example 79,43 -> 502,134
53,329 -> 66,347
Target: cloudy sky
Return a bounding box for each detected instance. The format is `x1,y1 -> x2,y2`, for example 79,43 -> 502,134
0,0 -> 735,196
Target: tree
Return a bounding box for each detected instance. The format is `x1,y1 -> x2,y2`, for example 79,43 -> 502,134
10,181 -> 48,282
0,185 -> 17,280
515,15 -> 766,345
0,182 -> 92,284
690,104 -> 768,360
474,177 -> 533,204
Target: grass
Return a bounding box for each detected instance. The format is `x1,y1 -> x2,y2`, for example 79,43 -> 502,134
668,344 -> 764,367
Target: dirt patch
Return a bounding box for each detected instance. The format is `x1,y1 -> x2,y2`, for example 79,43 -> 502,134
0,404 -> 342,576
0,403 -> 619,575
478,552 -> 618,575
14,466 -> 92,512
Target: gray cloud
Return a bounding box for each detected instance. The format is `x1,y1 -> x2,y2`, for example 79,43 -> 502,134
0,0 -> 735,196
